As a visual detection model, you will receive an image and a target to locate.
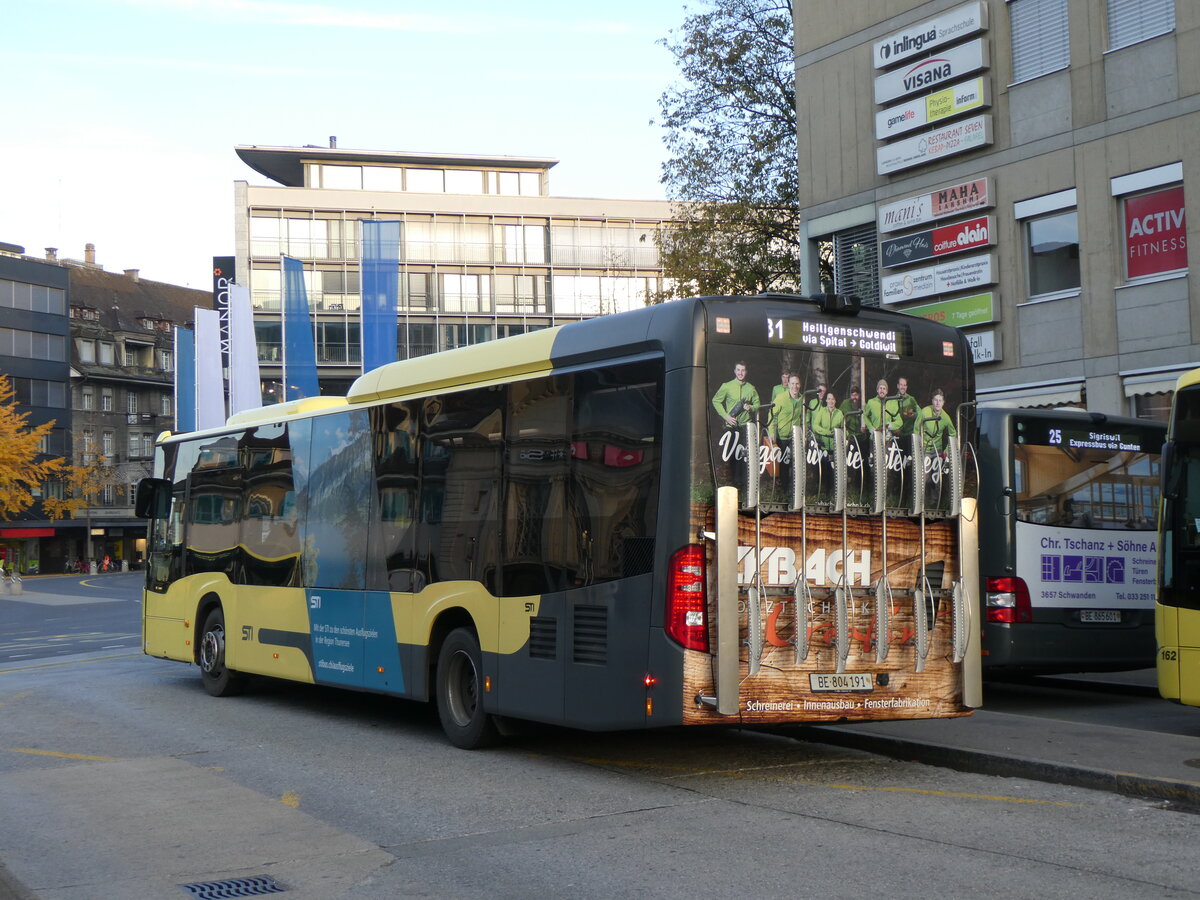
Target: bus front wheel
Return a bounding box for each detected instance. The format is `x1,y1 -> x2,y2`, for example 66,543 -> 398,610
435,627 -> 499,749
199,607 -> 245,697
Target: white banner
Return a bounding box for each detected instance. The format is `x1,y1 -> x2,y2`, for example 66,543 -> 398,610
875,77 -> 989,140
193,307 -> 226,431
227,284 -> 262,417
878,177 -> 992,233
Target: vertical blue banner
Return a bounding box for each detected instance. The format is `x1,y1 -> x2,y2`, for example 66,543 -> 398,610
282,256 -> 320,400
174,326 -> 196,432
360,220 -> 401,374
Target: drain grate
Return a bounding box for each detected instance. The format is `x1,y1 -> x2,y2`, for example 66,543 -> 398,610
179,875 -> 286,898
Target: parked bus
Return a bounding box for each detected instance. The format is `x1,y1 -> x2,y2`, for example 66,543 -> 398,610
1157,367 -> 1200,704
975,407 -> 1163,674
136,293 -> 982,748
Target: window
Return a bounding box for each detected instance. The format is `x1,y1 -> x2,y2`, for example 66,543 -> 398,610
142,434 -> 154,458
1112,166 -> 1187,280
81,387 -> 94,410
127,392 -> 139,414
406,168 -> 444,193
1016,189 -> 1080,299
320,165 -> 362,190
100,388 -> 113,412
159,350 -> 173,372
1009,0 -> 1069,84
1025,211 -> 1080,296
101,484 -> 115,506
833,223 -> 879,307
129,433 -> 141,458
77,339 -> 95,363
160,393 -> 172,416
362,166 -> 404,192
98,342 -> 114,365
82,429 -> 95,463
43,479 -> 64,501
102,431 -> 114,458
1107,0 -> 1174,51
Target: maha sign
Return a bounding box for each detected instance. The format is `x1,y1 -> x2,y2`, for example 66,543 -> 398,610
1125,185 -> 1187,278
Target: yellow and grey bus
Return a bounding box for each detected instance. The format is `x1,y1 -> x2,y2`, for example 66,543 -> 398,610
1157,367 -> 1200,704
136,293 -> 982,747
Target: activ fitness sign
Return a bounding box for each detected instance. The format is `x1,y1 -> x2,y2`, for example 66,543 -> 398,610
880,215 -> 994,268
874,38 -> 989,105
1125,185 -> 1188,278
872,2 -> 988,70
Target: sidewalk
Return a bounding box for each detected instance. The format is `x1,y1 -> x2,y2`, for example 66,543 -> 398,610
795,670 -> 1200,809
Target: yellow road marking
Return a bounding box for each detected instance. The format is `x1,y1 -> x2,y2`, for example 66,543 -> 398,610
281,790 -> 301,808
3,747 -> 119,762
560,755 -> 1075,807
0,691 -> 33,707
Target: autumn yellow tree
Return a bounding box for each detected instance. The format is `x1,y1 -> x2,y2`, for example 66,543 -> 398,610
0,374 -> 65,520
42,446 -> 126,560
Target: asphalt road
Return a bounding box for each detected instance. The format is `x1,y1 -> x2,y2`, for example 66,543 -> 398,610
1,576 -> 1199,898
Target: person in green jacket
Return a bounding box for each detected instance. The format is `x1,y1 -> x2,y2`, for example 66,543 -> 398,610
894,376 -> 921,436
769,375 -> 805,442
810,390 -> 845,453
711,361 -> 761,427
920,388 -> 957,454
838,386 -> 863,431
770,368 -> 792,405
806,382 -> 827,424
863,378 -> 900,433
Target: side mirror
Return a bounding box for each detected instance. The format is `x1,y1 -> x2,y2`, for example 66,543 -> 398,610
134,478 -> 171,519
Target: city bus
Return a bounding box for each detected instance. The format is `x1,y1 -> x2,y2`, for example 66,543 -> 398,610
135,293 -> 982,748
1157,367 -> 1200,704
975,407 -> 1163,674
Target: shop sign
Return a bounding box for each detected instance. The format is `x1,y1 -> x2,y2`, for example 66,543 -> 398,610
881,215 -> 993,268
878,177 -> 991,233
1125,185 -> 1188,279
877,115 -> 992,176
965,329 -> 999,364
874,38 -> 989,105
873,1 -> 988,70
903,292 -> 996,328
880,253 -> 995,304
875,77 -> 989,140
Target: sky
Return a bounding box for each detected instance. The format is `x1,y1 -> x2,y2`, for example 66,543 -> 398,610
2,0 -> 688,290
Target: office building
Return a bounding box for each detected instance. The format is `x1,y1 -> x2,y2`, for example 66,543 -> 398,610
795,0 -> 1195,417
234,142 -> 674,398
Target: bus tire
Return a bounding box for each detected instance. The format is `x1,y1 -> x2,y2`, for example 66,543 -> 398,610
435,627 -> 499,749
198,607 -> 245,697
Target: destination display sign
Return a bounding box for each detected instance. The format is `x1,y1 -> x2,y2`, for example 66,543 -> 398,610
878,177 -> 992,234
875,76 -> 989,140
874,38 -> 989,105
872,2 -> 988,70
1015,419 -> 1152,453
767,316 -> 911,357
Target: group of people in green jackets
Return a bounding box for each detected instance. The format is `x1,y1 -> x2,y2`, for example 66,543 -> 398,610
711,363 -> 957,457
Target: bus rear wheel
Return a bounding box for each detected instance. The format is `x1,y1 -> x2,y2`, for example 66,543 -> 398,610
199,607 -> 245,697
436,627 -> 499,749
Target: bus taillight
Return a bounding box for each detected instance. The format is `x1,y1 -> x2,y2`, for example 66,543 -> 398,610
666,544 -> 709,651
986,576 -> 1033,623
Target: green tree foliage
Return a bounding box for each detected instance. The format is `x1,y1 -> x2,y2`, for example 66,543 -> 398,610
0,374 -> 64,520
654,0 -> 804,300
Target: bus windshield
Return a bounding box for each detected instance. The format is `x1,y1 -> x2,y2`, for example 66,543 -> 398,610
1012,419 -> 1160,531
